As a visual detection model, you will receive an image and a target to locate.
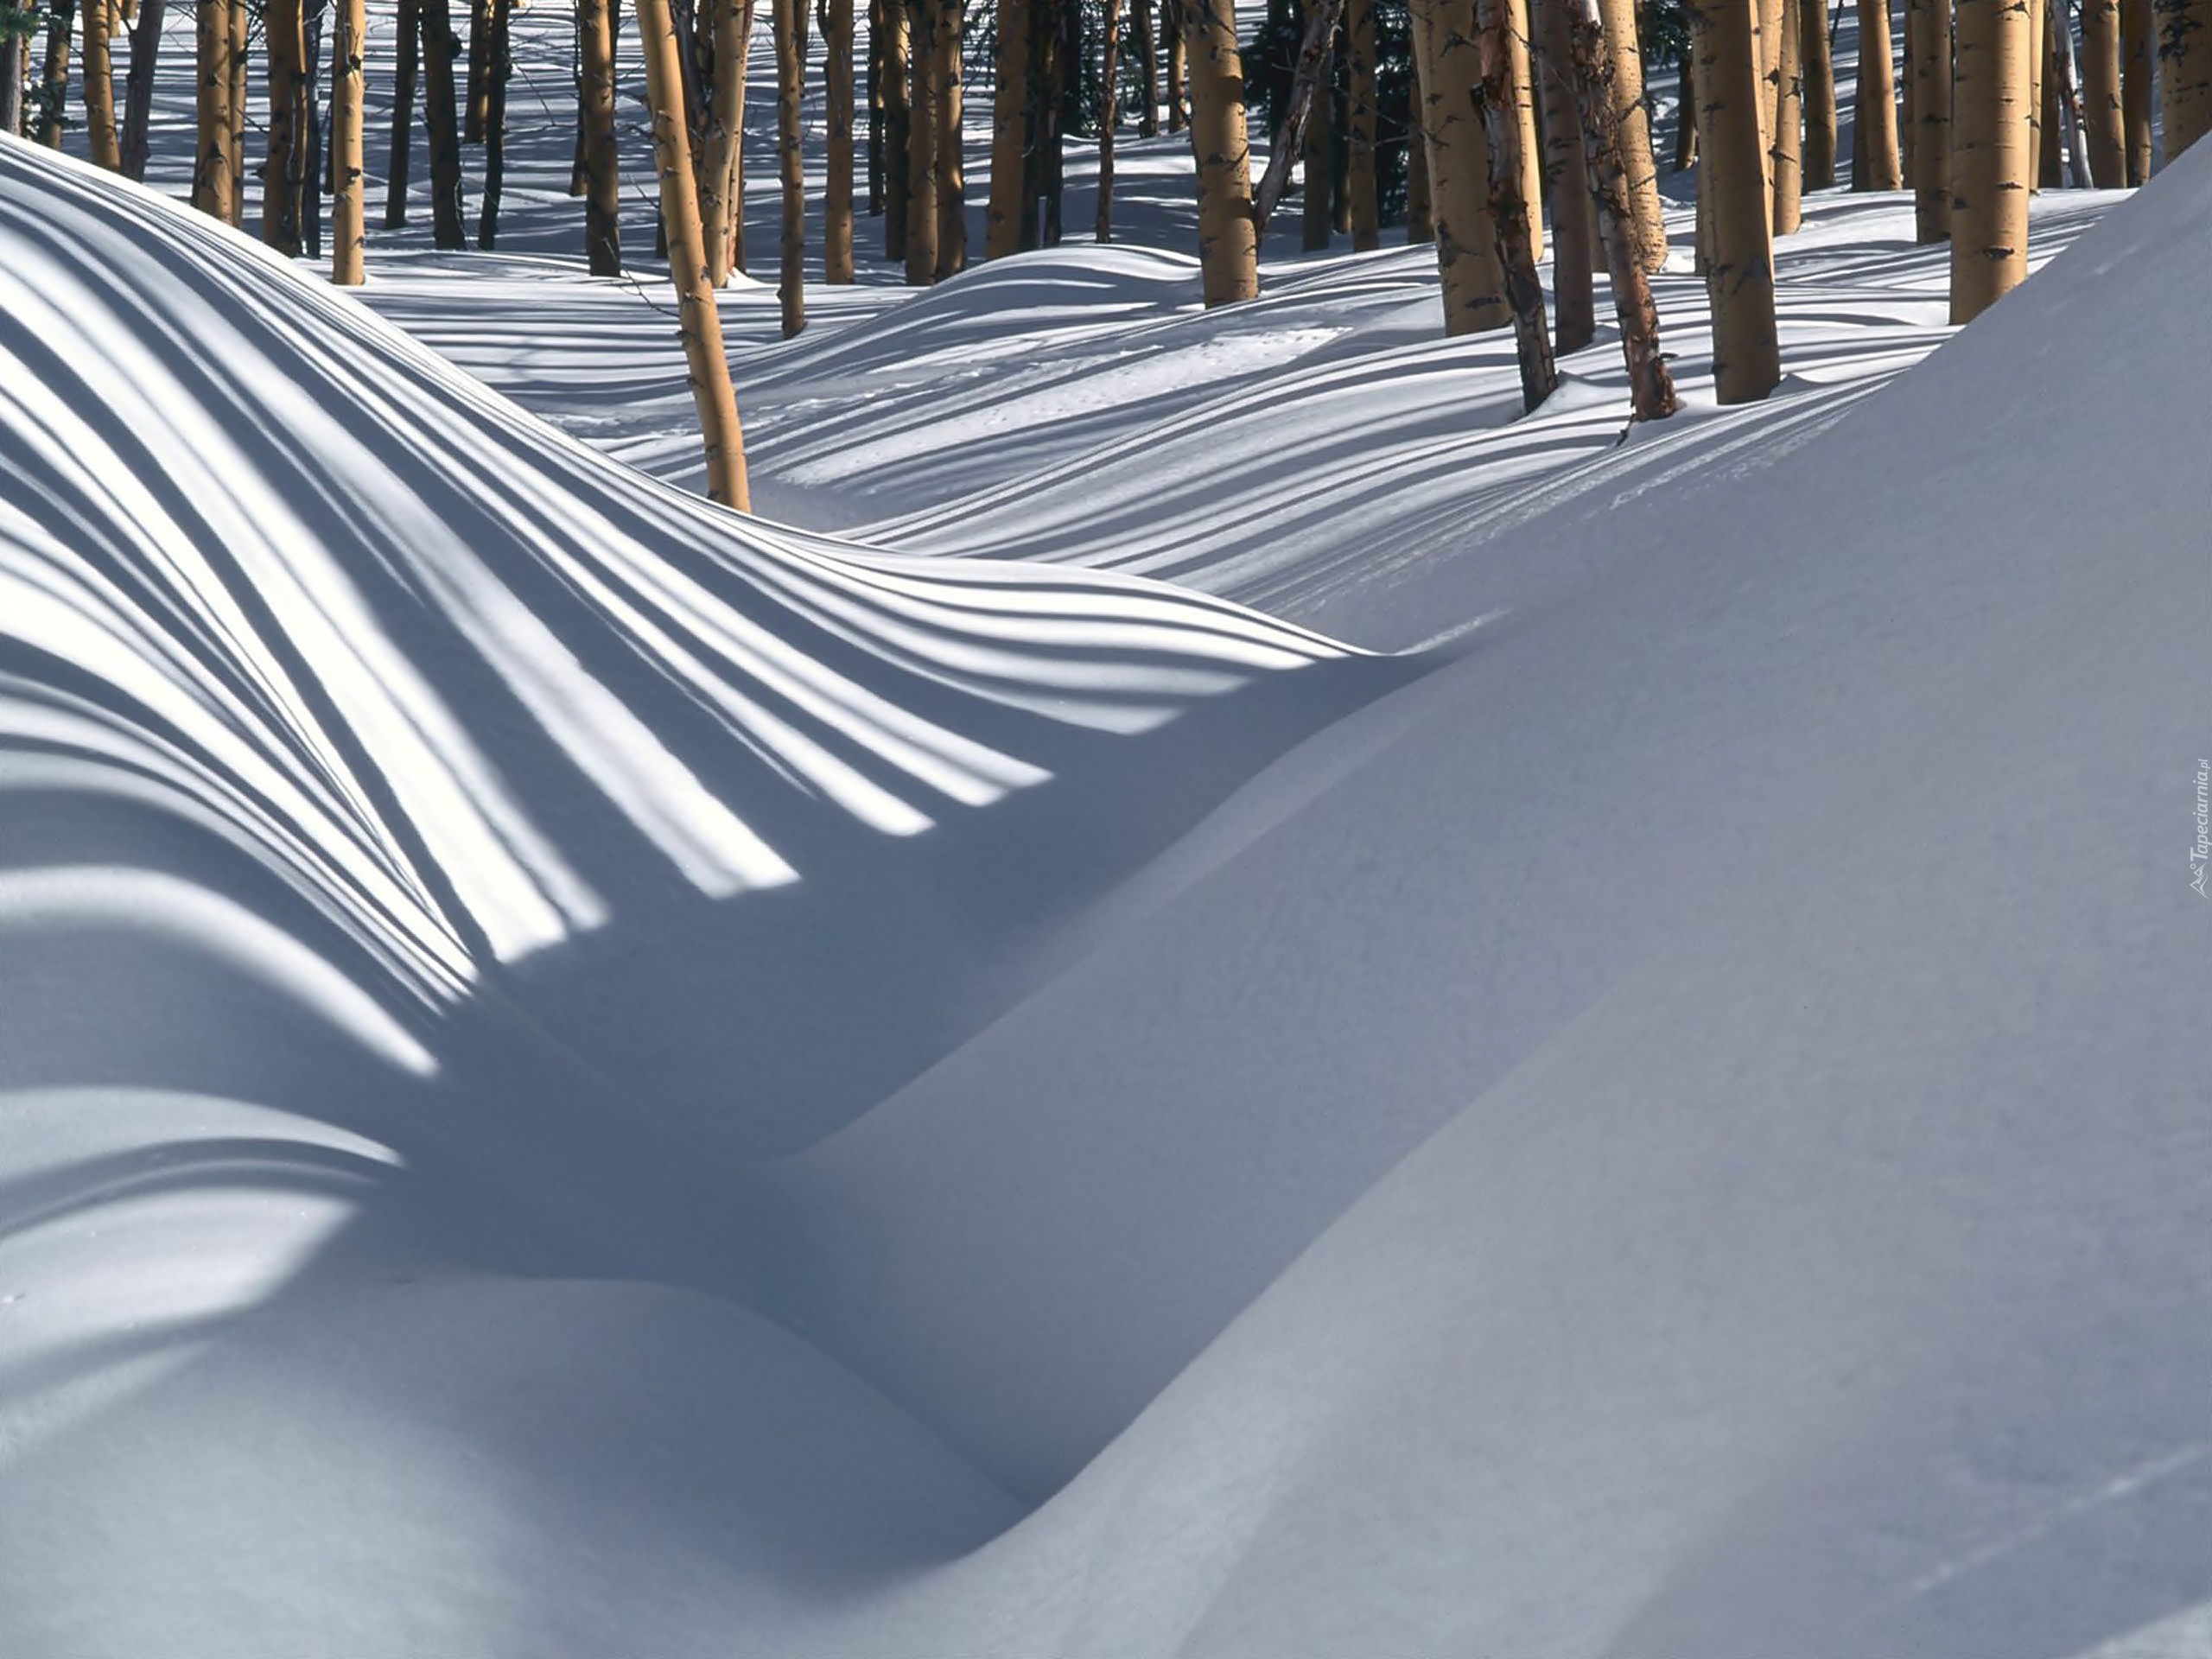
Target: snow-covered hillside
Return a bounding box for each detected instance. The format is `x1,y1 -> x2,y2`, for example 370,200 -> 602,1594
3,76 -> 2209,1659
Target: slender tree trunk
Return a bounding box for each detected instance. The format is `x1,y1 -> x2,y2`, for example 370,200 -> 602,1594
1409,0 -> 1505,326
1042,0 -> 1071,240
939,3 -> 965,272
465,0 -> 492,139
1346,0 -> 1379,245
1135,0 -> 1159,134
2052,0 -> 2094,180
1799,0 -> 1834,184
265,0 -> 307,250
1406,60 -> 1433,238
2154,0 -> 2209,160
1593,0 -> 1663,263
1771,0 -> 1802,230
638,0 -> 752,505
2077,0 -> 2125,181
1301,0 -> 1336,248
331,0 -> 366,280
1252,0 -> 1346,231
2036,0 -> 2061,182
1898,0 -> 1914,174
386,0 -> 418,226
776,0 -> 804,329
302,0 -> 325,252
1756,0 -> 1782,202
827,0 -> 856,277
421,0 -> 467,245
120,0 -> 162,176
580,0 -> 622,270
1477,0 -> 1554,405
868,0 -> 885,210
1909,0 -> 1948,237
1166,0 -> 1185,129
1692,0 -> 1780,398
1950,0 -> 2031,319
1854,0 -> 1900,184
35,0 -> 76,148
884,0 -> 910,256
1098,0 -> 1122,238
1535,0 -> 1594,352
2120,0 -> 2151,180
1674,40 -> 1697,167
1504,0 -> 1543,256
1565,0 -> 1676,414
700,0 -> 746,281
194,0 -> 232,215
906,0 -> 943,279
986,0 -> 1031,251
477,0 -> 509,245
81,0 -> 118,164
1179,0 -> 1259,300
227,0 -> 245,219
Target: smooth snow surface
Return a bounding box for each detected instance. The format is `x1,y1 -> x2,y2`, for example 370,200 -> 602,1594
4,82 -> 2209,1659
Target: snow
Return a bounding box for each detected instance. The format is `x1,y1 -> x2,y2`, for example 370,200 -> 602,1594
3,10 -> 2209,1655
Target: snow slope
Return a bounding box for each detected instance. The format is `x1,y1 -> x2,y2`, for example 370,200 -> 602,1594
4,103 -> 2209,1659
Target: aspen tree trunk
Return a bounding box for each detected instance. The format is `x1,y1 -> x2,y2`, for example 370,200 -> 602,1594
1854,0 -> 1900,184
939,6 -> 965,272
1179,0 -> 1258,300
227,0 -> 246,219
1771,0 -> 1802,230
2155,0 -> 2211,158
1950,0 -> 2030,319
477,0 -> 509,245
194,0 -> 232,216
700,0 -> 745,283
1098,0 -> 1122,239
1166,4 -> 1185,129
1,33 -> 21,137
1504,0 -> 1543,256
1800,0 -> 1834,183
1908,0 -> 1948,237
386,0 -> 417,226
580,0 -> 621,270
1692,0 -> 1780,398
331,0 -> 365,280
1039,0 -> 1068,243
1675,40 -> 1697,166
638,0 -> 751,505
80,0 -> 117,164
35,0 -> 74,149
1348,0 -> 1379,245
906,0 -> 943,279
826,0 -> 855,278
2077,0 -> 2124,180
884,0 -> 909,257
1535,0 -> 1594,352
2035,0 -> 2061,181
265,0 -> 307,251
1409,0 -> 1506,325
1898,0 -> 1914,172
1135,0 -> 1158,134
2119,0 -> 2150,179
1755,0 -> 1781,201
304,0 -> 326,251
868,0 -> 884,209
986,0 -> 1030,252
2052,0 -> 2093,179
1565,0 -> 1676,415
465,0 -> 491,140
776,0 -> 804,330
1252,0 -> 1347,232
421,0 -> 467,245
1594,0 -> 1663,264
118,0 -> 161,177
1477,0 -> 1554,404
1397,40 -> 1433,239
1301,0 -> 1335,248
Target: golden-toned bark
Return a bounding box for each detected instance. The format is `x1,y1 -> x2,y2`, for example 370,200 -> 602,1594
637,0 -> 751,507
985,0 -> 1030,254
775,0 -> 804,332
1950,0 -> 2031,321
938,7 -> 965,274
2029,0 -> 2050,185
1755,0 -> 1780,202
264,0 -> 307,251
580,0 -> 621,272
2156,0 -> 2212,158
1909,0 -> 1948,240
35,0 -> 75,149
1854,0 -> 1900,187
331,0 -> 366,283
1504,0 -> 1542,257
1691,0 -> 1780,400
701,0 -> 749,284
826,0 -> 856,281
1179,0 -> 1258,302
1799,0 -> 1834,186
2120,0 -> 2152,181
884,0 -> 911,257
82,0 -> 119,167
1166,6 -> 1186,130
1408,0 -> 1506,329
906,0 -> 943,281
194,0 -> 232,217
2079,0 -> 2125,181
1596,0 -> 1664,265
1770,0 -> 1801,232
1478,0 -> 1554,407
1348,0 -> 1380,246
226,0 -> 245,220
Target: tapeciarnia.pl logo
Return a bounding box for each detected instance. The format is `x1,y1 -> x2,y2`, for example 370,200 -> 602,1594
2192,760 -> 2209,899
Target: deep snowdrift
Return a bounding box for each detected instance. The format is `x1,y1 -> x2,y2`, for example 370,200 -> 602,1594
3,131 -> 2208,1659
